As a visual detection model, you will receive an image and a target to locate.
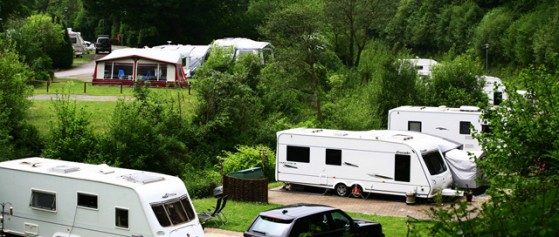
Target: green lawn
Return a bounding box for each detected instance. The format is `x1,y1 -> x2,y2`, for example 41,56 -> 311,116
28,100 -> 118,138
193,198 -> 409,237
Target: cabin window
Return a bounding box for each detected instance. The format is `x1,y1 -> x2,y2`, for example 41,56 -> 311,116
459,121 -> 471,134
422,150 -> 448,175
325,149 -> 342,166
408,121 -> 422,132
30,190 -> 56,211
151,195 -> 196,227
394,154 -> 411,182
107,63 -> 134,80
287,146 -> 310,163
115,208 -> 129,228
137,63 -> 167,81
77,193 -> 98,209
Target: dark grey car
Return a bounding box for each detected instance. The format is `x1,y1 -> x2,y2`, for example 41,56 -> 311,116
244,204 -> 384,237
95,35 -> 111,54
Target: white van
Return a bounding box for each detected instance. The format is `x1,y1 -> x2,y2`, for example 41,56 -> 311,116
276,128 -> 462,199
0,157 -> 204,237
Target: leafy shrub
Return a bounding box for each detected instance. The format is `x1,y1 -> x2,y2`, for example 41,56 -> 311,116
219,145 -> 276,181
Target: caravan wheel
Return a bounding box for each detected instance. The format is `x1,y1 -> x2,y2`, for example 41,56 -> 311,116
335,183 -> 348,197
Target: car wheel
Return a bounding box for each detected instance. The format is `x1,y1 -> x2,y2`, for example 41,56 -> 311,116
335,183 -> 348,197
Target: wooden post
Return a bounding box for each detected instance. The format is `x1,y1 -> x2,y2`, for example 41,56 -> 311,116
120,83 -> 123,94
46,80 -> 50,93
83,82 -> 87,93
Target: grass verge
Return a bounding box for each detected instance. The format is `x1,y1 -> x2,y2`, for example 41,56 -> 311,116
192,198 -> 410,237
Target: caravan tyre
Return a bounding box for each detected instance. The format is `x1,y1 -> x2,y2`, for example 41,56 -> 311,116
335,183 -> 349,197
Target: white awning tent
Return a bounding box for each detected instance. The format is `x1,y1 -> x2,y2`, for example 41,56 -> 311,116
151,44 -> 210,77
211,38 -> 273,63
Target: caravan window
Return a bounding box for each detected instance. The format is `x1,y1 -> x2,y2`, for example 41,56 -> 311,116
287,146 -> 310,163
459,121 -> 471,134
326,149 -> 342,166
108,63 -> 133,80
422,150 -> 447,175
408,121 -> 422,132
30,190 -> 56,211
78,192 -> 98,209
115,208 -> 129,228
151,195 -> 196,227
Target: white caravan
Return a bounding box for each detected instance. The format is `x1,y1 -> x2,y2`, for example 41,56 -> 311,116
480,75 -> 507,106
67,28 -> 86,57
401,58 -> 439,77
388,105 -> 486,153
276,128 -> 462,199
0,157 -> 204,237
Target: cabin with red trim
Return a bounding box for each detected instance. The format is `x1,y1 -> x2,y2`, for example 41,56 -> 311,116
92,48 -> 188,87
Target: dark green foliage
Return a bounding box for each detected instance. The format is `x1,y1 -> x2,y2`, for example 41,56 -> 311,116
97,82 -> 188,175
219,145 -> 276,181
0,39 -> 40,160
42,94 -> 97,162
422,55 -> 486,107
48,24 -> 74,69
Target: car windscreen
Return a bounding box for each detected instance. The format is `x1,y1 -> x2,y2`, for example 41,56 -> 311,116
151,195 -> 196,227
248,216 -> 292,236
422,150 -> 448,175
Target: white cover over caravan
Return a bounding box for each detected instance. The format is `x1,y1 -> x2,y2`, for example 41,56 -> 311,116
0,157 -> 204,237
276,128 -> 462,198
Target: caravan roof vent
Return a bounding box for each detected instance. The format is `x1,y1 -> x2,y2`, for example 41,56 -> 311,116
393,134 -> 413,141
97,164 -> 115,174
311,129 -> 323,133
459,106 -> 480,112
49,165 -> 80,174
121,172 -> 165,184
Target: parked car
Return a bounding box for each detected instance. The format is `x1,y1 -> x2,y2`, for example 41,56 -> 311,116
244,204 -> 384,237
95,35 -> 112,54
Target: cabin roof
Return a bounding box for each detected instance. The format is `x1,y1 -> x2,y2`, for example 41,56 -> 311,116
0,157 -> 171,188
96,48 -> 182,64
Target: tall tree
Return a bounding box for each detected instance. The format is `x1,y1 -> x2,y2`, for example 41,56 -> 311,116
324,0 -> 396,67
260,1 -> 336,124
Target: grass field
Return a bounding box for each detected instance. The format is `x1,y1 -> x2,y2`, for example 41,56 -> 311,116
193,198 -> 410,237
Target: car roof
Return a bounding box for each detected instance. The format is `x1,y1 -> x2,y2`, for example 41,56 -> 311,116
259,204 -> 338,221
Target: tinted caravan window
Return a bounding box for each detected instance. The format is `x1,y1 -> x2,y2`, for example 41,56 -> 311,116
78,193 -> 98,209
325,149 -> 342,166
30,190 -> 56,211
422,150 -> 447,175
460,121 -> 471,134
408,121 -> 422,132
287,146 -> 310,163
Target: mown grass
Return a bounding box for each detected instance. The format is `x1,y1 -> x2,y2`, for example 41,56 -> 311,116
193,198 -> 410,237
28,100 -> 118,138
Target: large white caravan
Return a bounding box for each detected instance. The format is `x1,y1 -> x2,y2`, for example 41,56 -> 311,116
0,157 -> 204,237
276,128 -> 463,199
388,105 -> 486,153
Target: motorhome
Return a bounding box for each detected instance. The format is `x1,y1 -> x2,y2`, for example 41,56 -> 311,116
0,157 -> 204,237
388,105 -> 487,153
276,128 -> 463,199
67,28 -> 86,57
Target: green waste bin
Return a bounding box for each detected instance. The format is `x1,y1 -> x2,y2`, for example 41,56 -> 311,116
227,167 -> 263,179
